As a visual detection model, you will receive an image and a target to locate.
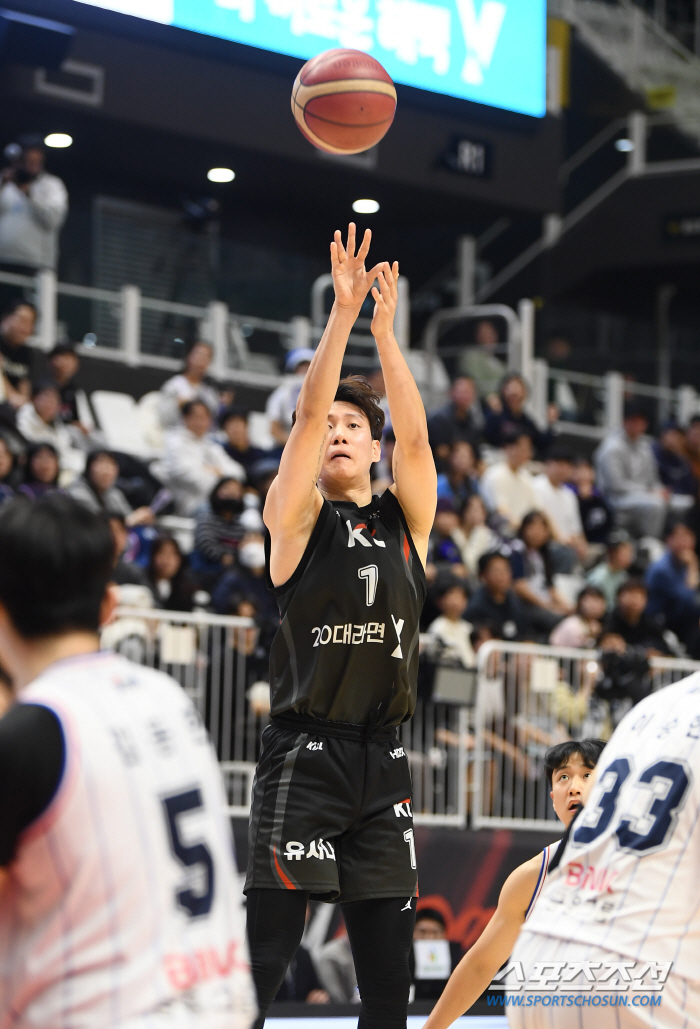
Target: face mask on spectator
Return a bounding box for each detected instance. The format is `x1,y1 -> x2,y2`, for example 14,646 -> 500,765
212,495 -> 244,517
239,541 -> 265,568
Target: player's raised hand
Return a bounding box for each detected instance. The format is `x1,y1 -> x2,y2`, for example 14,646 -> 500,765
330,223 -> 382,311
370,260 -> 399,343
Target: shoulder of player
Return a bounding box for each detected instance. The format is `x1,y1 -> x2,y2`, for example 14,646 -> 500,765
498,851 -> 548,918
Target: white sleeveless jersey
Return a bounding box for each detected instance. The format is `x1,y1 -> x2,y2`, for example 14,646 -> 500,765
524,673 -> 700,981
0,651 -> 257,1029
524,841 -> 559,921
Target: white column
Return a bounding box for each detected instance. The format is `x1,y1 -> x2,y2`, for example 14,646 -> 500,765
207,300 -> 229,378
627,111 -> 647,176
531,358 -> 549,429
289,315 -> 312,350
456,235 -> 476,308
517,297 -> 535,384
120,285 -> 141,366
395,276 -> 410,350
605,371 -> 624,432
35,268 -> 57,350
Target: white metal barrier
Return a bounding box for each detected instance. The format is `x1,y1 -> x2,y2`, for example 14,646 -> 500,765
106,606 -> 264,816
105,606 -> 471,824
472,640 -> 700,831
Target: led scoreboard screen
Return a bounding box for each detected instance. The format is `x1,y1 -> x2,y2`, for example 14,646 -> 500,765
74,0 -> 546,117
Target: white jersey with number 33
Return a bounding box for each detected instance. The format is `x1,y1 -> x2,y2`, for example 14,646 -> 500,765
0,652 -> 257,1029
524,673 -> 700,982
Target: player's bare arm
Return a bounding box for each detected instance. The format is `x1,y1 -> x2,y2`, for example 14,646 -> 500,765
371,262 -> 437,565
264,223 -> 382,586
422,854 -> 544,1029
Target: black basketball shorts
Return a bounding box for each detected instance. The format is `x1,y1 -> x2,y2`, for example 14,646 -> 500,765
244,714 -> 418,903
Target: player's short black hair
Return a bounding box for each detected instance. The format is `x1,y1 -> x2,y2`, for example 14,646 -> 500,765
334,375 -> 385,441
544,739 -> 606,787
0,495 -> 114,638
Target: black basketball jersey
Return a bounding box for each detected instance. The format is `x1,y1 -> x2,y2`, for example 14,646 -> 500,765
265,489 -> 426,726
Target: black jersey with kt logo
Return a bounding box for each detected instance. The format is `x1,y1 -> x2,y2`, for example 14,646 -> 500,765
265,489 -> 426,726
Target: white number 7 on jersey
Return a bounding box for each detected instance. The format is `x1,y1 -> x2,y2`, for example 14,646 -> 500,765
358,564 -> 379,606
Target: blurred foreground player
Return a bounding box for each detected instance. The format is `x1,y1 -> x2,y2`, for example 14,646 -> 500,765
0,495 -> 256,1029
245,224 -> 436,1028
423,739 -> 604,1029
509,678 -> 700,1028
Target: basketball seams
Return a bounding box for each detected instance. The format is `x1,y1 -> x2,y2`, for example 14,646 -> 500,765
294,78 -> 397,106
300,47 -> 393,87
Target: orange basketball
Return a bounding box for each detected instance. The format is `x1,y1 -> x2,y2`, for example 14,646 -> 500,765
291,49 -> 397,155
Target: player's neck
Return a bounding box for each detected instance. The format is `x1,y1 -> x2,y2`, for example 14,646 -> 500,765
9,632 -> 100,692
318,478 -> 373,507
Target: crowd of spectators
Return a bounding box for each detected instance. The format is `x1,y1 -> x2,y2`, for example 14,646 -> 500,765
2,303 -> 700,737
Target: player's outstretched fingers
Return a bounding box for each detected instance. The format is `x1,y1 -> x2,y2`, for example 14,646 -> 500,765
357,228 -> 372,263
334,229 -> 347,262
346,221 -> 356,259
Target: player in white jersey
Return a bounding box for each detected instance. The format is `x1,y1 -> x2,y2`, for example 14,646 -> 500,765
0,494 -> 257,1029
423,739 -> 605,1029
509,675 -> 700,1029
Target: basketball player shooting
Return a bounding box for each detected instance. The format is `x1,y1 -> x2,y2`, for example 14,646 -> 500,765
422,739 -> 604,1029
245,223 -> 437,1028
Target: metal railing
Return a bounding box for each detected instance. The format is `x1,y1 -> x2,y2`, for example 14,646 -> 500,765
471,640 -> 700,830
104,606 -> 470,825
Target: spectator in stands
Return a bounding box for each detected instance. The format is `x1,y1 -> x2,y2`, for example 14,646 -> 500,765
654,422 -> 697,504
429,499 -> 466,572
17,380 -> 85,482
158,340 -> 219,428
510,511 -> 571,637
274,944 -> 329,1005
427,579 -> 475,668
0,135 -> 68,273
219,407 -> 268,480
452,493 -> 499,579
0,298 -> 35,408
108,513 -> 151,589
372,427 -> 395,492
645,518 -> 700,645
248,457 -> 280,503
427,377 -> 482,470
48,341 -> 84,430
0,436 -> 16,503
265,347 -> 314,447
314,923 -> 357,1004
69,449 -> 153,526
146,535 -> 196,612
162,399 -> 244,516
436,440 -> 478,509
483,373 -> 556,455
480,430 -> 538,534
212,532 -> 278,635
533,445 -> 587,566
586,529 -> 635,608
465,551 -> 529,640
572,456 -> 613,548
410,908 -> 461,1002
604,578 -> 670,656
18,442 -> 60,499
193,477 -> 248,574
595,401 -> 667,538
458,319 -> 506,399
549,585 -> 607,649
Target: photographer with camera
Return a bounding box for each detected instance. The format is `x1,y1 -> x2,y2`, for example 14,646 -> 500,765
0,135 -> 68,274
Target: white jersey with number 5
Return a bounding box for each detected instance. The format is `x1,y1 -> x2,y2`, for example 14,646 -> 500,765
523,673 -> 700,981
0,651 -> 257,1029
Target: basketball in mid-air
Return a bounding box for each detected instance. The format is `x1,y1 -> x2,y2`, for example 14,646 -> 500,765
291,49 -> 397,155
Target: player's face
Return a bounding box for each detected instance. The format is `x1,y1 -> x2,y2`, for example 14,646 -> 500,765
550,754 -> 596,826
320,402 -> 380,487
